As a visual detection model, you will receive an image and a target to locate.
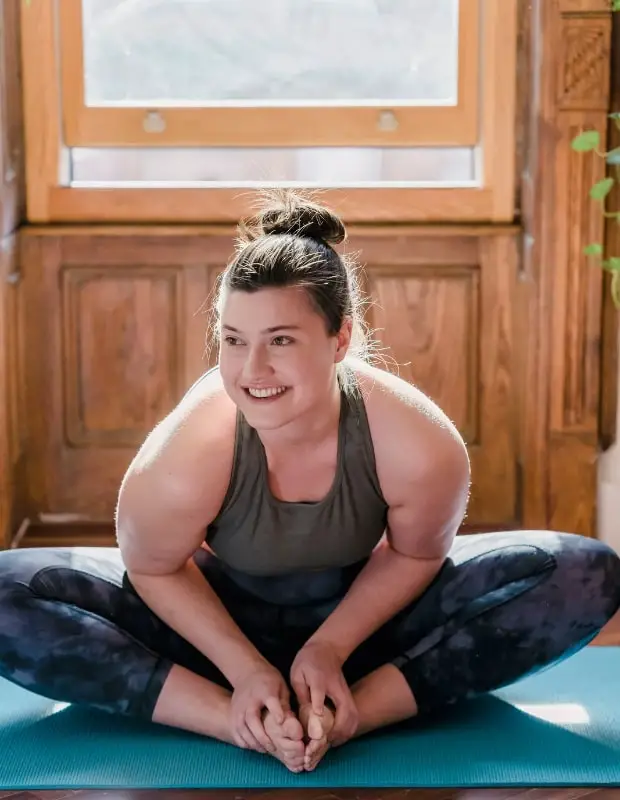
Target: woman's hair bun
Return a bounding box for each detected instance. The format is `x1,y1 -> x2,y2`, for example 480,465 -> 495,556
240,189 -> 346,246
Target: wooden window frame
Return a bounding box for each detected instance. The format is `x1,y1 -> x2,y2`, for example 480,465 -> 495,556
20,0 -> 518,224
59,0 -> 479,149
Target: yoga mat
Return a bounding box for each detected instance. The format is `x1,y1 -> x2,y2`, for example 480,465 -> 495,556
0,647 -> 619,790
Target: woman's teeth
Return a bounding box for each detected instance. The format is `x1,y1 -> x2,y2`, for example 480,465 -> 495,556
247,386 -> 287,398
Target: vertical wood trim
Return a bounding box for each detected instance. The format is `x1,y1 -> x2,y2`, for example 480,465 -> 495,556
484,0 -> 519,220
20,0 -> 58,222
521,0 -> 611,537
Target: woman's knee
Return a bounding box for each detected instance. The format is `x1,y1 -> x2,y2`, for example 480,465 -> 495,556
0,548 -> 59,595
549,532 -> 620,624
0,546 -> 125,607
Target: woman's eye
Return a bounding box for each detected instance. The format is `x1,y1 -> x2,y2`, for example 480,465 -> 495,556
272,336 -> 293,346
223,336 -> 242,346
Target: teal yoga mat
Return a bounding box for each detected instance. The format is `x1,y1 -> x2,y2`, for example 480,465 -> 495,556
1,647 -> 619,790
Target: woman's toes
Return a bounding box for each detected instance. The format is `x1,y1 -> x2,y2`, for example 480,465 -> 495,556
281,712 -> 304,741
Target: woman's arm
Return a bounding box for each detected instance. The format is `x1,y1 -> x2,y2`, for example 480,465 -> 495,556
117,396 -> 271,688
304,391 -> 471,664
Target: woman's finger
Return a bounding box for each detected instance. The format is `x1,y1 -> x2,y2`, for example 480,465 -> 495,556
246,710 -> 275,753
240,721 -> 266,753
291,674 -> 311,706
309,682 -> 326,716
264,695 -> 286,725
235,710 -> 265,753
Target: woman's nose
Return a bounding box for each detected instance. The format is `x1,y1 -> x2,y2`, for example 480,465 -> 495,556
244,346 -> 273,379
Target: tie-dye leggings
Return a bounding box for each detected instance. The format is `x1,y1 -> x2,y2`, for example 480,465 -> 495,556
0,530 -> 618,722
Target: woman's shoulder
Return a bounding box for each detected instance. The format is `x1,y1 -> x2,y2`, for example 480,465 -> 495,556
348,360 -> 469,481
126,367 -> 237,497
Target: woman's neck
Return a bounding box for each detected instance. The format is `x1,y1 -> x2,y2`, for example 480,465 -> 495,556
257,378 -> 342,453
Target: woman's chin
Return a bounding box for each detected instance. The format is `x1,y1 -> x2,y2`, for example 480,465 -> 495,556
239,390 -> 295,429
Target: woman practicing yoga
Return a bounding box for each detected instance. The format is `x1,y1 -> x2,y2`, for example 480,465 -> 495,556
0,190 -> 619,773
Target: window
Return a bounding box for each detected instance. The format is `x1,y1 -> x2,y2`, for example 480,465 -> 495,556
21,0 -> 517,223
63,0 -> 476,148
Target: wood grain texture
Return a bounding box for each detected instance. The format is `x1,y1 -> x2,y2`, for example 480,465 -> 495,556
18,229 -> 520,530
599,10 -> 620,453
58,0 -> 480,149
0,787 -> 614,799
0,0 -> 25,237
0,235 -> 25,548
20,234 -> 223,522
519,0 -> 612,536
20,1 -> 517,223
0,1 -> 26,548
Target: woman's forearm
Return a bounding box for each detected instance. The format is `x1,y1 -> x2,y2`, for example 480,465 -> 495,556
127,558 -> 268,687
307,540 -> 444,663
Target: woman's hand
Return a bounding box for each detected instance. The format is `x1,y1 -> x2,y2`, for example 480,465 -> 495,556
230,664 -> 291,753
290,641 -> 359,747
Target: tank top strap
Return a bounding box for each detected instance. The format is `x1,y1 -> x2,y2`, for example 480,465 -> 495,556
217,408 -> 264,517
341,378 -> 386,503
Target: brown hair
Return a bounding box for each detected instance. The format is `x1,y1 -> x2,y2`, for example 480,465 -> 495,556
213,189 -> 374,392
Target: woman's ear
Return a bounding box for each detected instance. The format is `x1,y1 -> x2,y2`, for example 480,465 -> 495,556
333,318 -> 353,363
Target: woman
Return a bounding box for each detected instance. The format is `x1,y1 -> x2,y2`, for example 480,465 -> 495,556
0,190 -> 619,774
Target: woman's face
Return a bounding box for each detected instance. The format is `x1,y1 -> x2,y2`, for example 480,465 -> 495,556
218,285 -> 351,432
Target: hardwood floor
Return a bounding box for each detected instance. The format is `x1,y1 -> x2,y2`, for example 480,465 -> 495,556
0,788 -> 619,800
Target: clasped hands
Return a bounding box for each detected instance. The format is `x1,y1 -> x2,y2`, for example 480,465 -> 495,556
230,640 -> 359,772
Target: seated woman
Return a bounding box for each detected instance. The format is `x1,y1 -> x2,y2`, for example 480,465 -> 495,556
0,190 -> 619,774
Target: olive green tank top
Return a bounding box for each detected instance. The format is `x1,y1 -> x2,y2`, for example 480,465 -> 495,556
206,376 -> 388,577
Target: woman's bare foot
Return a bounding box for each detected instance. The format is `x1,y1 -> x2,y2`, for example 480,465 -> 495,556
298,703 -> 335,772
262,709 -> 306,773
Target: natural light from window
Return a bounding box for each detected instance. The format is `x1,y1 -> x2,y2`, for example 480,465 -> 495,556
81,0 -> 460,108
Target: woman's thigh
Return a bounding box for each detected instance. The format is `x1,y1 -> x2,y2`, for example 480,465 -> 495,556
0,546 -> 234,714
343,529 -> 620,685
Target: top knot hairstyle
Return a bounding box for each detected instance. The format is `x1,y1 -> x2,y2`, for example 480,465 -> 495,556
214,189 -> 374,392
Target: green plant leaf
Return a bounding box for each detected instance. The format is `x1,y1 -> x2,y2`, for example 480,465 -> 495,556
590,177 -> 615,200
613,0 -> 620,10
607,147 -> 620,164
606,257 -> 620,271
584,243 -> 604,256
612,272 -> 620,309
572,130 -> 600,151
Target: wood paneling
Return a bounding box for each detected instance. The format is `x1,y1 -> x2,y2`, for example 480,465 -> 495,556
21,234 -> 222,522
0,236 -> 25,548
365,235 -> 518,527
520,0 -> 612,537
0,0 -> 25,548
19,228 -> 520,531
0,0 -> 25,237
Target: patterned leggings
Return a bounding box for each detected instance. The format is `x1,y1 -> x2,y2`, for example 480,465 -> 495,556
0,530 -> 618,723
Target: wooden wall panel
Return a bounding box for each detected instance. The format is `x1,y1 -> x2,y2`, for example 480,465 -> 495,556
363,233 -> 518,528
19,228 -> 520,533
0,0 -> 25,238
367,266 -> 479,441
521,0 -> 612,537
62,267 -> 182,447
550,111 -> 607,433
0,237 -> 25,548
0,0 -> 25,547
21,234 -> 223,522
